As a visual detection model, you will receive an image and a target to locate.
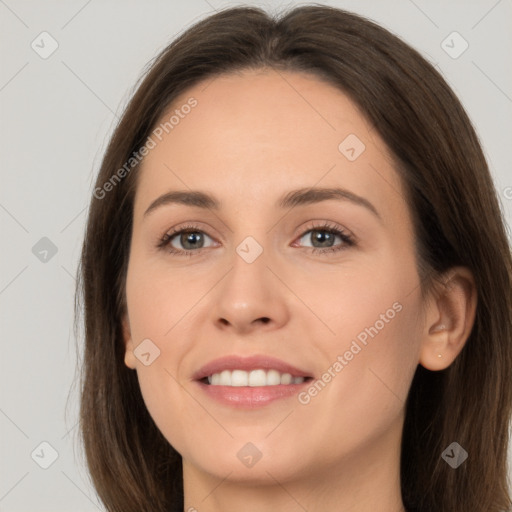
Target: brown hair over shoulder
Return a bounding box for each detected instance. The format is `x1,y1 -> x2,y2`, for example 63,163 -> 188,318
75,5 -> 512,512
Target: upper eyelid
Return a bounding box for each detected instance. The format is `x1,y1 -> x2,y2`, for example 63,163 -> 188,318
162,222 -> 349,238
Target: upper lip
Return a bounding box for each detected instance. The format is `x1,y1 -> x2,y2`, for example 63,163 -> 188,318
192,355 -> 313,381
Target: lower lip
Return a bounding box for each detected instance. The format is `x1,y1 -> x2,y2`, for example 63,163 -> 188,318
195,380 -> 310,408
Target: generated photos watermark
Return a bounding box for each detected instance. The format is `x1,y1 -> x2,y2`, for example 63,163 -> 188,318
93,97 -> 198,200
298,301 -> 403,405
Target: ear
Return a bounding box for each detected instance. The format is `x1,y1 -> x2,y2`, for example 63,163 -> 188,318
419,266 -> 477,371
122,314 -> 137,370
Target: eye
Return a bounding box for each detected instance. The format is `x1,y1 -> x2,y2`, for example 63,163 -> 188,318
157,223 -> 216,256
295,221 -> 355,255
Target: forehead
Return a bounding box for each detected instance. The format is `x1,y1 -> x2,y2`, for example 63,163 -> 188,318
134,68 -> 406,222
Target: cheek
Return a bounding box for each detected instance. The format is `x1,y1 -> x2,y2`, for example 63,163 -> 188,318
300,258 -> 422,415
124,259 -> 206,444
125,254 -> 203,342
307,284 -> 421,424
290,298 -> 420,472
302,256 -> 419,354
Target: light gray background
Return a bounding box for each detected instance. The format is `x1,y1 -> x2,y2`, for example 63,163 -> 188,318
1,1 -> 511,510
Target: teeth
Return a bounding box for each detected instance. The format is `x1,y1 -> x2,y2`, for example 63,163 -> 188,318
249,369 -> 266,386
206,369 -> 306,386
231,369 -> 248,387
281,373 -> 292,385
266,369 -> 281,386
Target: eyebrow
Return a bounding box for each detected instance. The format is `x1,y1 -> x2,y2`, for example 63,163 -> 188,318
143,187 -> 381,221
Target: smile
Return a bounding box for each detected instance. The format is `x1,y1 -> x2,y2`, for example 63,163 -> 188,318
193,355 -> 314,408
206,369 -> 307,386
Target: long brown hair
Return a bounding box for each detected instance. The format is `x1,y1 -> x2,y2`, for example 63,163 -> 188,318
75,5 -> 512,511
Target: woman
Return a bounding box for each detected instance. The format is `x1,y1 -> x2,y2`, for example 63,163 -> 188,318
76,5 -> 512,512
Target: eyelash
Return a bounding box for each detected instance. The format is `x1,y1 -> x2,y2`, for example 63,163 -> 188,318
157,221 -> 356,257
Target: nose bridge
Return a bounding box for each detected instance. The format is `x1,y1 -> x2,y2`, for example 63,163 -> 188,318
234,234 -> 266,266
226,231 -> 272,307
211,228 -> 290,331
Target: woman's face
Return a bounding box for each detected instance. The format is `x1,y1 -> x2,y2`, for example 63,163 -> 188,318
123,69 -> 427,485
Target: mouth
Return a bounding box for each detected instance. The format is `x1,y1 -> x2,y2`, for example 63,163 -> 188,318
193,354 -> 314,384
192,355 -> 314,408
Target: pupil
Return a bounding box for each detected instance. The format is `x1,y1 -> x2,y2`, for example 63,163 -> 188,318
313,230 -> 333,247
182,232 -> 203,250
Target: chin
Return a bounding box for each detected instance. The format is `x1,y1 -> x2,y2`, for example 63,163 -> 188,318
182,438 -> 312,485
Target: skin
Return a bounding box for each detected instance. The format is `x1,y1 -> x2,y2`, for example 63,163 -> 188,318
122,69 -> 477,512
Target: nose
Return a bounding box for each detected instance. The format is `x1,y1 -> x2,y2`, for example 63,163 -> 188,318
211,243 -> 291,335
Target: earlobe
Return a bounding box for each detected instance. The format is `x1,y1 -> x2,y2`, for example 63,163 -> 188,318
121,315 -> 137,370
419,267 -> 477,371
